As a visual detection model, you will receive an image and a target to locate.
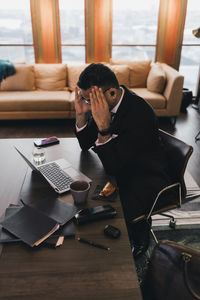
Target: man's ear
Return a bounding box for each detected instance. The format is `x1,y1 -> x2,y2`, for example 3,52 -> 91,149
109,88 -> 116,97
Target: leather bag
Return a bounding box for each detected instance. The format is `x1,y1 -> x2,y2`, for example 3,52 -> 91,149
143,240 -> 200,300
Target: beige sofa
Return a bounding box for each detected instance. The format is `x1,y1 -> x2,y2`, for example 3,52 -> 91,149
0,60 -> 184,120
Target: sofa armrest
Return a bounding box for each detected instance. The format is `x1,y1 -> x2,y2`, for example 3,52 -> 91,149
161,63 -> 184,116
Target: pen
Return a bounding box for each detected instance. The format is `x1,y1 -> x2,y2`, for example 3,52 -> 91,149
77,237 -> 110,251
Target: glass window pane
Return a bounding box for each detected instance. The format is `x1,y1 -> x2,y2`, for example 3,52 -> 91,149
112,46 -> 155,61
182,0 -> 200,44
0,46 -> 34,63
59,0 -> 85,44
180,0 -> 200,96
113,0 -> 159,45
0,0 -> 33,44
62,46 -> 85,64
180,47 -> 200,96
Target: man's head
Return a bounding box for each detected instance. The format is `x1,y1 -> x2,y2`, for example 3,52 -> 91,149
77,63 -> 121,108
78,63 -> 119,90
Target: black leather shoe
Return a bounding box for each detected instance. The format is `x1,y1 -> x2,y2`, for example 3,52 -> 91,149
132,240 -> 149,259
128,218 -> 151,259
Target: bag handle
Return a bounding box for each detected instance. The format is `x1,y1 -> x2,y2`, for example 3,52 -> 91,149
182,252 -> 200,299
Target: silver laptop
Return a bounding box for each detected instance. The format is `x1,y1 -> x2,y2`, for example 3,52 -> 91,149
14,146 -> 92,194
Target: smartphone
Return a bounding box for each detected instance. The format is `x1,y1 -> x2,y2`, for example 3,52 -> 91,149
74,205 -> 117,225
34,136 -> 60,147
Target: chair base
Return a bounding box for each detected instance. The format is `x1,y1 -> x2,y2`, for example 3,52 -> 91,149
160,212 -> 176,229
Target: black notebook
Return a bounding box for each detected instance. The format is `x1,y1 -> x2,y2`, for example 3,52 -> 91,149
1,198 -> 79,247
0,206 -> 75,244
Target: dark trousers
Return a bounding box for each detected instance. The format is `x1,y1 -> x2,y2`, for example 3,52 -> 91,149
126,218 -> 152,246
118,177 -> 177,246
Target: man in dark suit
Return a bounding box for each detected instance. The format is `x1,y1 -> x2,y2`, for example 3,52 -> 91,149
74,63 -> 173,258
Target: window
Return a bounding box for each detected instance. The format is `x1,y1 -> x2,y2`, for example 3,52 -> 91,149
112,0 -> 160,61
179,0 -> 200,96
59,0 -> 85,64
0,0 -> 34,63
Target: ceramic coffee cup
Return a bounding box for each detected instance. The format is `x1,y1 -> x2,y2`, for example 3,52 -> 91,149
70,180 -> 90,204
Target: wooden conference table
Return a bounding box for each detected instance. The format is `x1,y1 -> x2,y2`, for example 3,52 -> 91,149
0,138 -> 142,299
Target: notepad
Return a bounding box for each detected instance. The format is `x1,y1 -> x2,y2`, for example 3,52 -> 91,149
0,206 -> 75,244
1,197 -> 78,247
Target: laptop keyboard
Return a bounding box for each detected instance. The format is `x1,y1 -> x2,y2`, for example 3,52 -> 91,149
38,162 -> 74,192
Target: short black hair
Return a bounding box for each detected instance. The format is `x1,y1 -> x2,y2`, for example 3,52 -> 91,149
77,63 -> 119,90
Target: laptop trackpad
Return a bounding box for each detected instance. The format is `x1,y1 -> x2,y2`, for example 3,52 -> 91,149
64,167 -> 91,183
55,158 -> 71,169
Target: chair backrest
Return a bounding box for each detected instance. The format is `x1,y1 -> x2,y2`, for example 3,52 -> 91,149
132,129 -> 193,224
159,129 -> 193,199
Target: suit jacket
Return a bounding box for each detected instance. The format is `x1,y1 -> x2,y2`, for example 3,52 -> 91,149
75,86 -> 173,220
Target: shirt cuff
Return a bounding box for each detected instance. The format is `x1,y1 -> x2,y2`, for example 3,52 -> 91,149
76,123 -> 87,132
95,134 -> 118,146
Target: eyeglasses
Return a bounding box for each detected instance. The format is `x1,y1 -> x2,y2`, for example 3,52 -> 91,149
81,95 -> 91,105
81,88 -> 111,105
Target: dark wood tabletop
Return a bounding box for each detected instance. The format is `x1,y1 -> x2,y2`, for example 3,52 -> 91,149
0,138 -> 142,300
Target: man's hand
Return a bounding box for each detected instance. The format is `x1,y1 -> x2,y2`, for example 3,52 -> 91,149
75,86 -> 91,116
90,86 -> 111,131
75,86 -> 90,128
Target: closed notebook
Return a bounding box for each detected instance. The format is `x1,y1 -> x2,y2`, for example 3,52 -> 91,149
0,206 -> 75,244
29,197 -> 78,225
1,197 -> 78,247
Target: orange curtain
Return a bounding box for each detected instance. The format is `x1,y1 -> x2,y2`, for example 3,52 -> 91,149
86,0 -> 112,63
30,0 -> 61,63
156,0 -> 187,70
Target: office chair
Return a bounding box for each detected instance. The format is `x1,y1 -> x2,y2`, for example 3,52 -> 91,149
131,129 -> 193,242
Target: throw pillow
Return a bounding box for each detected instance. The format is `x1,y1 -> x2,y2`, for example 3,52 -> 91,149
110,59 -> 151,88
68,65 -> 88,90
108,64 -> 130,86
1,64 -> 35,91
147,63 -> 166,93
34,64 -> 67,91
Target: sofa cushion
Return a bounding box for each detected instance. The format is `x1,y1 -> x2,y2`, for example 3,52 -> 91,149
110,59 -> 151,88
34,64 -> 67,91
147,63 -> 166,93
0,91 -> 74,111
131,88 -> 166,109
107,64 -> 130,86
0,64 -> 35,91
68,65 -> 88,90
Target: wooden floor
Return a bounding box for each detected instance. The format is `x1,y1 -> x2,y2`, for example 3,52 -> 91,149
0,105 -> 199,186
158,105 -> 200,187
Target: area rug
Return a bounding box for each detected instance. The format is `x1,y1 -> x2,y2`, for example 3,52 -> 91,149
152,170 -> 200,229
136,227 -> 200,289
136,170 -> 200,288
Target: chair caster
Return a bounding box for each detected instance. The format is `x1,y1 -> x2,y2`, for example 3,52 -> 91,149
169,218 -> 176,229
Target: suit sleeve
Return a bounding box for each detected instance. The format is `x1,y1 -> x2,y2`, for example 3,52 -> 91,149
75,117 -> 98,151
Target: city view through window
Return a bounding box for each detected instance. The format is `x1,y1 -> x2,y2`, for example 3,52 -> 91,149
112,0 -> 160,62
59,0 -> 85,64
0,0 -> 34,63
179,0 -> 200,96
